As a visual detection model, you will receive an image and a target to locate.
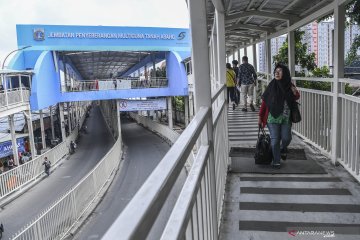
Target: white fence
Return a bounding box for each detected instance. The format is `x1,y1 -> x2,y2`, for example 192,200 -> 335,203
103,85 -> 229,239
11,138 -> 122,240
66,77 -> 168,92
258,75 -> 360,182
0,105 -> 88,200
0,88 -> 30,110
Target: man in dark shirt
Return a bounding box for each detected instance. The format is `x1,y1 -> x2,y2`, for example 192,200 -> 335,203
238,56 -> 257,112
232,60 -> 240,106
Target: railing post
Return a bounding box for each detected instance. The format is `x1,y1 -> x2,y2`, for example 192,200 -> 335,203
189,0 -> 218,237
331,0 -> 345,164
19,74 -> 24,102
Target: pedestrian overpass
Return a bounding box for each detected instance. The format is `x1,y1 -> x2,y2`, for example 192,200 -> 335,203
2,0 -> 360,239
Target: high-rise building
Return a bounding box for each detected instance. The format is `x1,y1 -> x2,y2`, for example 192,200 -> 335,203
345,24 -> 360,57
257,22 -> 359,73
318,21 -> 334,68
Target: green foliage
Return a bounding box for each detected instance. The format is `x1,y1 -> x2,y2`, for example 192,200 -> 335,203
150,66 -> 166,77
173,96 -> 184,111
345,34 -> 360,65
273,30 -> 317,71
296,66 -> 332,91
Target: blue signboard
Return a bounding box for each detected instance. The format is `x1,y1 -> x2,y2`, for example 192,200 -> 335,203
0,138 -> 25,158
16,25 -> 191,52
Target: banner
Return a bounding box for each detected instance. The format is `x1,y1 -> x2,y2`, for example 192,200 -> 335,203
0,138 -> 25,158
118,98 -> 167,111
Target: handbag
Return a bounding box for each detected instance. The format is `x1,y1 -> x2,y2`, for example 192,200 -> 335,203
291,102 -> 301,123
254,126 -> 273,165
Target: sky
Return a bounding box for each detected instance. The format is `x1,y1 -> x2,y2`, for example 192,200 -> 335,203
0,0 -> 190,65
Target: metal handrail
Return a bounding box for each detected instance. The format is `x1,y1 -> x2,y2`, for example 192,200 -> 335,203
160,145 -> 210,239
103,107 -> 210,240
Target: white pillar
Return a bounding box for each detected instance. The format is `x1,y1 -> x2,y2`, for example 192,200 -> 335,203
167,97 -> 173,129
288,30 -> 296,78
67,103 -> 72,135
265,38 -> 272,83
50,106 -> 55,139
244,46 -> 248,56
331,1 -> 345,165
189,92 -> 194,121
184,96 -> 189,127
25,111 -> 37,157
59,103 -> 66,141
252,43 -> 258,103
216,8 -> 226,86
9,115 -> 19,165
189,1 -> 218,238
238,48 -> 241,61
39,110 -> 46,149
116,100 -> 122,139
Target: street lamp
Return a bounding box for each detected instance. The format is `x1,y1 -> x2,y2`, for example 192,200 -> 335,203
1,45 -> 31,70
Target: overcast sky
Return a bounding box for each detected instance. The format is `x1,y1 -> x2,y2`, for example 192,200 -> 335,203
0,0 -> 189,64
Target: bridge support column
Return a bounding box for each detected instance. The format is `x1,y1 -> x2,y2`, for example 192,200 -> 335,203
288,30 -> 296,78
167,97 -> 173,129
67,103 -> 72,135
50,106 -> 55,140
59,103 -> 66,141
117,100 -> 122,140
39,110 -> 46,149
24,110 -> 37,157
184,96 -> 189,127
331,1 -> 345,165
243,46 -> 247,56
9,114 -> 19,165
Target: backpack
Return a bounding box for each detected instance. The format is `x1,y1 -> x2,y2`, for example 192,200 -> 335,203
45,161 -> 51,168
254,127 -> 273,165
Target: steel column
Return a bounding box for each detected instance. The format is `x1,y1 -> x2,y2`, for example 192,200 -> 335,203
39,110 -> 46,149
331,1 -> 345,164
9,114 -> 20,165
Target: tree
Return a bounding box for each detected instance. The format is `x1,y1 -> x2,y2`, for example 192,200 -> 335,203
273,30 -> 317,73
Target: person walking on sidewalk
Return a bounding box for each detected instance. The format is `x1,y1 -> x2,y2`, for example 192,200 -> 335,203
226,63 -> 237,110
42,157 -> 51,176
258,63 -> 300,169
238,56 -> 257,112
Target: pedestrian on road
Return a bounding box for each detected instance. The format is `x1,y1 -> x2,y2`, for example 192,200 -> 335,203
43,157 -> 51,176
238,56 -> 257,112
258,63 -> 300,169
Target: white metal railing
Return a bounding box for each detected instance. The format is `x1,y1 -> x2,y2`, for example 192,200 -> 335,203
0,88 -> 30,110
0,141 -> 68,200
0,105 -> 88,200
103,85 -> 229,239
263,76 -> 360,182
65,77 -> 168,92
11,138 -> 122,240
256,76 -> 360,181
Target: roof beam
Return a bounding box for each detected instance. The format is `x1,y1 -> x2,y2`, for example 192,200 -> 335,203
299,0 -> 328,17
211,0 -> 224,12
246,0 -> 257,11
226,0 -> 233,14
226,10 -> 300,22
258,0 -> 270,10
226,32 -> 258,39
280,0 -> 301,13
226,23 -> 274,33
